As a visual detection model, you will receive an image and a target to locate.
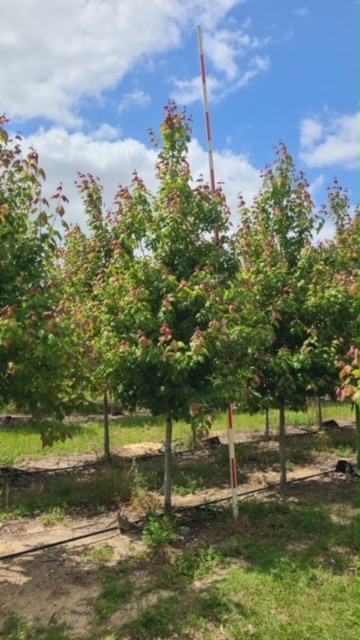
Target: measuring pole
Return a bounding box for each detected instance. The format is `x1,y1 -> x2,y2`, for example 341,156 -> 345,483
197,25 -> 238,519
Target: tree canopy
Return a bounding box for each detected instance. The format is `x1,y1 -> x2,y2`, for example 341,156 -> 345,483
0,116 -> 84,424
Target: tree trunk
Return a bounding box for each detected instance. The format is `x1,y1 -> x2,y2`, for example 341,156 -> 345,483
317,396 -> 323,429
264,408 -> 270,439
355,404 -> 359,470
103,391 -> 111,463
164,412 -> 173,514
279,402 -> 287,491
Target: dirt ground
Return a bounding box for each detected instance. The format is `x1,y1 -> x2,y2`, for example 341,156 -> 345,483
0,423 -> 358,637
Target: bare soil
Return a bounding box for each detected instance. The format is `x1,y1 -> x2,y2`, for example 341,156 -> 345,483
0,423 -> 358,637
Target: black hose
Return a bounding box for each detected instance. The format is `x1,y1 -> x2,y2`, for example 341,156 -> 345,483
0,525 -> 121,561
0,461 -> 99,478
175,469 -> 333,511
0,430 -> 317,479
0,468 -> 334,562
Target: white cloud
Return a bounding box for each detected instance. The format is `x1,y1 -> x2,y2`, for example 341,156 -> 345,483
188,139 -> 261,223
205,28 -> 271,81
21,127 -> 158,227
92,123 -> 121,140
172,55 -> 270,106
300,118 -> 323,147
300,112 -> 359,170
191,0 -> 247,31
0,0 -> 244,125
18,127 -> 261,230
172,24 -> 272,105
171,75 -> 222,105
119,90 -> 151,112
250,54 -> 271,72
205,29 -> 250,80
293,7 -> 309,16
232,54 -> 271,91
312,220 -> 336,244
309,174 -> 325,198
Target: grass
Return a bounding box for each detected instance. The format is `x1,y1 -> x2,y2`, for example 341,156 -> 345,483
0,462 -> 133,519
0,493 -> 358,639
0,402 -> 354,465
41,505 -> 69,527
0,454 -> 225,520
121,497 -> 359,640
0,614 -> 74,640
85,546 -> 115,564
1,419 -> 356,522
92,573 -> 134,625
0,401 -> 357,639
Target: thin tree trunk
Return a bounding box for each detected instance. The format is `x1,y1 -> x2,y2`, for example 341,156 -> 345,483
355,404 -> 359,470
103,391 -> 111,463
279,402 -> 287,491
317,396 -> 323,429
264,408 -> 270,439
164,412 -> 173,514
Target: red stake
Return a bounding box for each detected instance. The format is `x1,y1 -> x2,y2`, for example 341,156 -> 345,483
197,25 -> 238,519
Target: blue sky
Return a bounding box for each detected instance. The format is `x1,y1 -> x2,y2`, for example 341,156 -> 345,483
1,0 -> 358,233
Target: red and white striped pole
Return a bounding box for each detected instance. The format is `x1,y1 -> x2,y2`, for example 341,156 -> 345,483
197,25 -> 238,519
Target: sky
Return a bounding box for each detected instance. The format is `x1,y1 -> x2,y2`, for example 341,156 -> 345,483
1,0 -> 359,236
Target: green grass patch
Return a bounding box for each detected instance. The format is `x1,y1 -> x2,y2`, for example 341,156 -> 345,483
325,428 -> 357,454
0,402 -> 357,640
0,491 -> 358,640
124,497 -> 358,640
41,505 -> 69,527
0,402 -> 354,464
93,572 -> 134,624
147,545 -> 221,592
123,564 -> 358,640
84,546 -> 115,564
2,418 -> 356,522
130,455 -> 232,496
0,462 -> 133,520
0,613 -> 73,640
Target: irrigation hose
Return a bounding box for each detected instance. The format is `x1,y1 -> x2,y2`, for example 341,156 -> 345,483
173,469 -> 334,512
0,526 -> 121,561
0,468 -> 336,562
0,429 -> 318,479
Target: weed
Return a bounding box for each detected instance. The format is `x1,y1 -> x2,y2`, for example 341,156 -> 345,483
142,515 -> 176,553
173,472 -> 204,495
123,595 -> 180,640
289,445 -> 313,464
0,464 -> 133,519
319,428 -> 356,455
0,614 -> 33,640
124,583 -> 237,639
0,613 -> 72,639
172,456 -> 229,492
177,546 -> 220,581
85,546 -> 115,563
130,459 -> 149,490
42,506 -> 69,527
335,444 -> 355,458
93,572 -> 134,624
